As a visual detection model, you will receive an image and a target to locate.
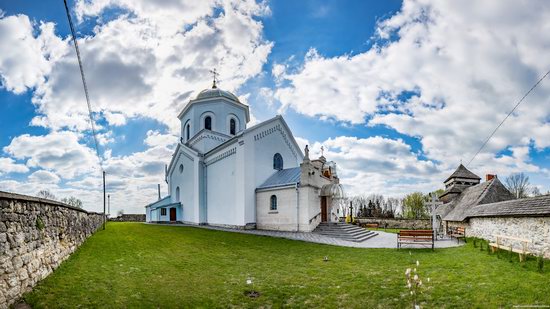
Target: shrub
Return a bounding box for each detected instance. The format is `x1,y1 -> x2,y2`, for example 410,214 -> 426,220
537,254 -> 544,273
36,217 -> 45,230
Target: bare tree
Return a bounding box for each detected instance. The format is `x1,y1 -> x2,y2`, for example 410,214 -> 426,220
37,190 -> 56,201
505,173 -> 530,199
531,187 -> 542,197
61,196 -> 83,208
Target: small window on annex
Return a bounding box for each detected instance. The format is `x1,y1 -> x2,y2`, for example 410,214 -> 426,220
204,116 -> 212,130
270,195 -> 277,211
230,118 -> 236,135
179,164 -> 184,173
161,208 -> 167,216
273,153 -> 283,170
186,124 -> 190,141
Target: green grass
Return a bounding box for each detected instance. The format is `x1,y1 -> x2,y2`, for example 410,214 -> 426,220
24,223 -> 550,308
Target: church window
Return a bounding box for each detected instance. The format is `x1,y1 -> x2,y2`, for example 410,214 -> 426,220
186,124 -> 190,141
230,118 -> 236,135
179,164 -> 184,173
270,195 -> 277,210
273,153 -> 283,170
161,208 -> 167,216
176,187 -> 180,202
204,116 -> 212,130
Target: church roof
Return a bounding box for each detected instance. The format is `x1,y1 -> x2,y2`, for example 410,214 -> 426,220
195,87 -> 240,102
257,167 -> 301,190
440,177 -> 515,221
444,164 -> 481,183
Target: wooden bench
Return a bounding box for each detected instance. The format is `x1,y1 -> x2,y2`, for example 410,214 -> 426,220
489,235 -> 532,262
448,226 -> 466,243
364,223 -> 379,229
397,230 -> 434,250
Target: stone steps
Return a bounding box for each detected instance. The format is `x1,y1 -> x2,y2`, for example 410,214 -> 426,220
313,222 -> 378,242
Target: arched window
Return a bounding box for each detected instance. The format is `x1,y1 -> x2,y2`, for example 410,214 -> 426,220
176,187 -> 180,202
230,118 -> 236,135
270,195 -> 277,211
204,116 -> 212,130
186,124 -> 190,141
273,153 -> 283,170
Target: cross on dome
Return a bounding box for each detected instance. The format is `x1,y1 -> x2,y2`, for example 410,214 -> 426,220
209,68 -> 220,89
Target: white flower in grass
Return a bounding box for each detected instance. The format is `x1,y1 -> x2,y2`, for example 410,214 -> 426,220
427,278 -> 431,283
413,274 -> 419,281
416,260 -> 420,266
246,278 -> 253,285
405,268 -> 411,275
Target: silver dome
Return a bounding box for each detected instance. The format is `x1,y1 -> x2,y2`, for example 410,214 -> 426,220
195,87 -> 240,102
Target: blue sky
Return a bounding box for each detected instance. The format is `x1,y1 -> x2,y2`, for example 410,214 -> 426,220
1,0 -> 549,213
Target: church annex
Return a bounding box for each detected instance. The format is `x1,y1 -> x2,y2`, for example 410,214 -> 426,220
145,82 -> 344,232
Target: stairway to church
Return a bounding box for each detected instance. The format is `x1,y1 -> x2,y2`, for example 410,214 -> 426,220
313,222 -> 378,242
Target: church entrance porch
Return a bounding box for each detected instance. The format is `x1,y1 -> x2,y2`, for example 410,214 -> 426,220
321,197 -> 328,222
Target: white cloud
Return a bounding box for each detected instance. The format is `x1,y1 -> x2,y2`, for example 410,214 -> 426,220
0,157 -> 29,174
1,0 -> 272,133
28,170 -> 61,184
104,112 -> 127,126
274,0 -> 550,178
0,15 -> 66,94
144,130 -> 177,148
311,136 -> 441,196
3,131 -> 99,179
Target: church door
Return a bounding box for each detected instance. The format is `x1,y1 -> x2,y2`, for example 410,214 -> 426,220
170,208 -> 176,222
321,197 -> 328,222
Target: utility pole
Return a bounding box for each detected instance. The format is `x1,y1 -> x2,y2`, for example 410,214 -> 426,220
158,184 -> 161,200
108,194 -> 111,217
103,171 -> 106,230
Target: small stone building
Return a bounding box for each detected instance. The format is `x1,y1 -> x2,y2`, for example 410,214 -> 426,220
436,164 -> 550,258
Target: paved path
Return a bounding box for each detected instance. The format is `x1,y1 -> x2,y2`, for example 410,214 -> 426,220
152,223 -> 463,249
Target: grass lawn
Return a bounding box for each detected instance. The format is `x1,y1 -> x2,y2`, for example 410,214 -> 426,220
24,222 -> 550,308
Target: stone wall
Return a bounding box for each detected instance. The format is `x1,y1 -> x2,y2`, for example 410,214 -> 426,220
356,218 -> 431,229
109,214 -> 145,222
0,191 -> 104,308
465,216 -> 550,259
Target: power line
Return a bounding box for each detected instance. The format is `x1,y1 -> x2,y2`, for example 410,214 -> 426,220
63,0 -> 103,170
467,69 -> 550,166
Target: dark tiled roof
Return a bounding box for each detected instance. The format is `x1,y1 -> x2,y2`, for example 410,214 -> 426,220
441,177 -> 514,221
444,164 -> 481,183
439,185 -> 463,198
467,194 -> 550,218
257,167 -> 301,190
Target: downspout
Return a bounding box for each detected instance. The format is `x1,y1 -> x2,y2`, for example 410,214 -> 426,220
295,182 -> 300,232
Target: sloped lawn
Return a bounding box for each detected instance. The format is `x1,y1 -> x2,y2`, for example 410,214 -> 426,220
24,222 -> 550,308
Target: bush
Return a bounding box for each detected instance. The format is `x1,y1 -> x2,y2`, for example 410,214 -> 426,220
537,255 -> 544,272
36,217 -> 45,230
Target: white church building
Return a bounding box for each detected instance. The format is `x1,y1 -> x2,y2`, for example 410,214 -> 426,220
145,82 -> 344,232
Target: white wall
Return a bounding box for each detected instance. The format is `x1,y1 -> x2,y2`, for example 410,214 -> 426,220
256,187 -> 298,231
169,149 -> 197,223
180,99 -> 247,140
206,148 -> 238,226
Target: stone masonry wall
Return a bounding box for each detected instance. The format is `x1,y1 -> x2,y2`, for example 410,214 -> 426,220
0,191 -> 104,308
466,216 -> 550,259
356,218 -> 431,229
109,214 -> 145,222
